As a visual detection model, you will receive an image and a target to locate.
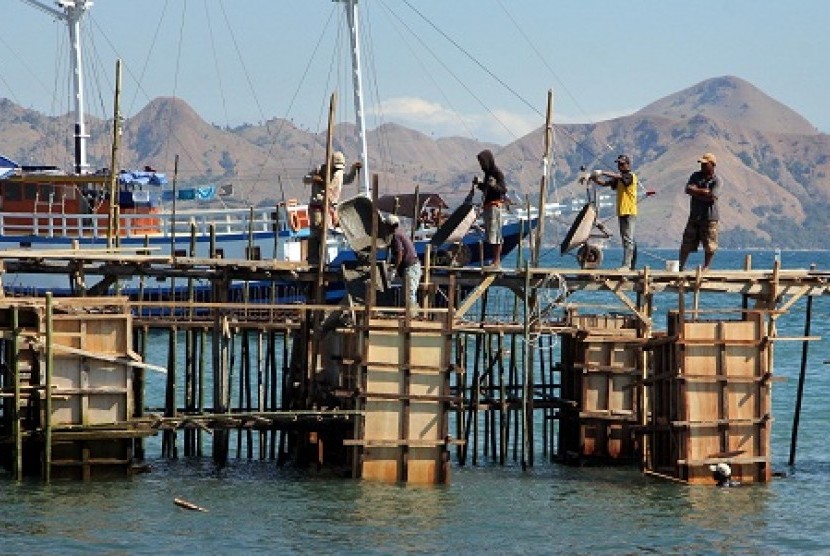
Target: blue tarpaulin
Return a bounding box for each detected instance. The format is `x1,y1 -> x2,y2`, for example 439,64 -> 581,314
160,186 -> 216,202
0,154 -> 19,179
118,170 -> 169,186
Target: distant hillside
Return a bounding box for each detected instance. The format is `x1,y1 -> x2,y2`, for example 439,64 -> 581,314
636,76 -> 819,135
1,75 -> 828,248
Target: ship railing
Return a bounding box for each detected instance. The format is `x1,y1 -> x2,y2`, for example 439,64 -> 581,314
0,206 -> 282,239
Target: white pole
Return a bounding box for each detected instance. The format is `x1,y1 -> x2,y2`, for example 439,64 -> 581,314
342,0 -> 370,197
67,1 -> 90,174
21,0 -> 92,175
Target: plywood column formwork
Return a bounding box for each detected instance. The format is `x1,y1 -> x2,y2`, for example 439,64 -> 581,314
348,317 -> 451,484
0,297 -> 152,480
558,314 -> 642,463
646,310 -> 771,484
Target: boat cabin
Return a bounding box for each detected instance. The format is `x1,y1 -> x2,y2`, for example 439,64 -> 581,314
0,168 -> 162,238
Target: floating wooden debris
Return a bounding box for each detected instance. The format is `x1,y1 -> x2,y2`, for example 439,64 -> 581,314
174,498 -> 208,512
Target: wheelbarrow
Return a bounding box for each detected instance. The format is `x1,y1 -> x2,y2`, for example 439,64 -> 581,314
559,201 -> 612,269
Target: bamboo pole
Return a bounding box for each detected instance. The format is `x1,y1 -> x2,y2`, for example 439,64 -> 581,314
532,90 -> 553,266
106,60 -> 122,250
171,154 -> 179,261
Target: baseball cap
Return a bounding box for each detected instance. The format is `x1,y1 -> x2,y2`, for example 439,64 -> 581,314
698,152 -> 717,165
616,154 -> 631,165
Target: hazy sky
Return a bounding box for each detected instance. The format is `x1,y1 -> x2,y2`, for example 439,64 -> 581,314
3,0 -> 829,145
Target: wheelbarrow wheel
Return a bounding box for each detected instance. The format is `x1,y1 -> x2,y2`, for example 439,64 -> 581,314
577,244 -> 603,269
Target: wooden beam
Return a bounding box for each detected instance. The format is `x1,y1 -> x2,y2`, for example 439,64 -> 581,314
602,279 -> 651,325
454,274 -> 497,320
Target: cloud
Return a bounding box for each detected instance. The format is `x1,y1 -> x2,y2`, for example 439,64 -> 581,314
372,96 -> 541,145
371,96 -> 639,144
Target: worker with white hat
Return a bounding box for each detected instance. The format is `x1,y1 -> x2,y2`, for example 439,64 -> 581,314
303,151 -> 362,264
709,462 -> 735,487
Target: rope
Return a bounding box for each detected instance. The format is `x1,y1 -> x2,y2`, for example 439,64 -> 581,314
398,0 -> 532,143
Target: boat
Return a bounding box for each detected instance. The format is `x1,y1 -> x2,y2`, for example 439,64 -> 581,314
0,1 -> 537,301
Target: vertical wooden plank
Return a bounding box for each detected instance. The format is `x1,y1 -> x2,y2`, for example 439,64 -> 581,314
44,293 -> 53,482
12,307 -> 22,481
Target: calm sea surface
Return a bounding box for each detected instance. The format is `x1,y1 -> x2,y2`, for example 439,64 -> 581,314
3,248 -> 830,554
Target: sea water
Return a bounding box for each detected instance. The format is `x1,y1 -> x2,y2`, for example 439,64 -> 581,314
2,248 -> 830,554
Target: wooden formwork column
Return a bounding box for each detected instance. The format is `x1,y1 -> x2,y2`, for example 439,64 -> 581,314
558,314 -> 641,463
647,310 -> 771,484
350,315 -> 451,484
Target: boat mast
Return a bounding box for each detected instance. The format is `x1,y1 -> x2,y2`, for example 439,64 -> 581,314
337,0 -> 370,197
21,0 -> 92,175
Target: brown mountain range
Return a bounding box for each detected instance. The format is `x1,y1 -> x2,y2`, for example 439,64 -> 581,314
1,75 -> 828,248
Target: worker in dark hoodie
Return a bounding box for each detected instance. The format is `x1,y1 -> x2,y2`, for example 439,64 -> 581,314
472,149 -> 507,268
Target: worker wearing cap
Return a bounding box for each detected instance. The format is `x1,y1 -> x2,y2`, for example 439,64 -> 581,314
679,153 -> 720,271
591,154 -> 638,270
303,151 -> 361,264
386,214 -> 422,310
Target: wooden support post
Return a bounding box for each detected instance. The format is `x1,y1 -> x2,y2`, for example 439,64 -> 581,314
198,327 -> 206,458
212,280 -> 230,466
258,330 -> 266,460
521,262 -> 531,470
164,326 -> 178,458
498,331 -> 507,465
184,330 -> 193,457
44,293 -> 53,482
12,307 -> 22,481
789,292 -> 813,466
639,266 -> 654,469
135,324 -> 148,461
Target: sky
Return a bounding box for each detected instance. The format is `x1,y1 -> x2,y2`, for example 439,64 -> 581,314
2,0 -> 829,145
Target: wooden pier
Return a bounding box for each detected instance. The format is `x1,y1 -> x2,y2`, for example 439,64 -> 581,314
0,247 -> 825,485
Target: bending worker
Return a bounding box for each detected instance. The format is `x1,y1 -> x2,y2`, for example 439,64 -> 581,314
386,215 -> 422,311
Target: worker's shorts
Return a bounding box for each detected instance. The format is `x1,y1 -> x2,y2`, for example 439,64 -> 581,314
483,204 -> 503,245
681,218 -> 718,254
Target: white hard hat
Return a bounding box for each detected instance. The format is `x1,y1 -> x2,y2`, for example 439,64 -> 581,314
386,214 -> 400,227
709,462 -> 732,477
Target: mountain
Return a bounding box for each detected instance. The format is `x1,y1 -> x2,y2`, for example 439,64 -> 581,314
503,76 -> 830,249
1,76 -> 828,249
636,76 -> 819,135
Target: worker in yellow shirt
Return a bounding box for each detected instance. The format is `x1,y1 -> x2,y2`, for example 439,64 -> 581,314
591,154 -> 638,270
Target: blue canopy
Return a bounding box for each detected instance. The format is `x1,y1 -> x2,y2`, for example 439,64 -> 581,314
0,154 -> 19,179
118,170 -> 169,186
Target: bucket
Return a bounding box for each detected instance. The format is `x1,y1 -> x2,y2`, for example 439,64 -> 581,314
665,260 -> 680,272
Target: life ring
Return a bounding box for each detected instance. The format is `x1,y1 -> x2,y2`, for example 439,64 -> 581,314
288,207 -> 310,231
